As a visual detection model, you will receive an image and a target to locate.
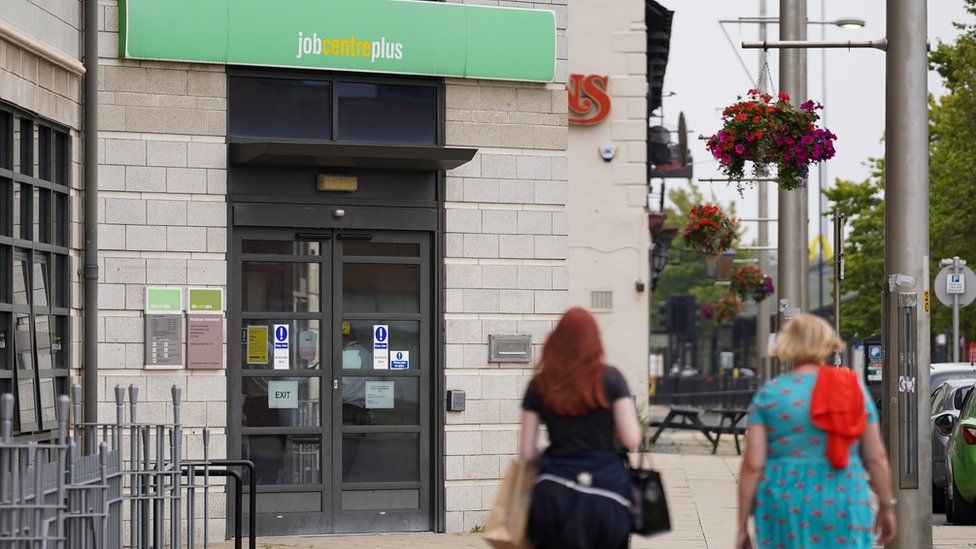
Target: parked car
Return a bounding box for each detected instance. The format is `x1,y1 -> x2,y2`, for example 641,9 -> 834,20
931,379 -> 976,510
931,362 -> 976,391
942,381 -> 976,524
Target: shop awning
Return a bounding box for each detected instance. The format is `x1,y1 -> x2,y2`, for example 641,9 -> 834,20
229,141 -> 477,171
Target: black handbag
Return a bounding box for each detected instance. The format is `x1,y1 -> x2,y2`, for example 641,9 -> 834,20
624,451 -> 671,536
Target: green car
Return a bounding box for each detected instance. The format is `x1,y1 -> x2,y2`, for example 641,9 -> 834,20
942,380 -> 976,524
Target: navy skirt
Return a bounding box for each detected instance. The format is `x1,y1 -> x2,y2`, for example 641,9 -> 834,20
527,451 -> 631,549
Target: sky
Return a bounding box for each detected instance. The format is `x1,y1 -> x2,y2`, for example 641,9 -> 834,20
655,0 -> 971,246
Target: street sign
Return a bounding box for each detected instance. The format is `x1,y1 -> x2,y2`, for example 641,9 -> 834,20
948,273 -> 965,294
935,265 -> 976,307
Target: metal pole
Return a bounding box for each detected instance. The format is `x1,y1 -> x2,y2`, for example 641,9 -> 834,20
756,0 -> 772,379
832,213 -> 843,334
777,0 -> 806,328
953,257 -> 960,363
884,0 -> 932,545
818,0 -> 827,317
798,1 -> 809,314
82,0 -> 100,454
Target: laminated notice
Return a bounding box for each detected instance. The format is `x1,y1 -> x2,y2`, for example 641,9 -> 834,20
246,325 -> 268,365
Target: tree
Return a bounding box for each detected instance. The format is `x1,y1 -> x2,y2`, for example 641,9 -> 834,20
825,1 -> 976,347
823,161 -> 885,343
929,2 -> 976,343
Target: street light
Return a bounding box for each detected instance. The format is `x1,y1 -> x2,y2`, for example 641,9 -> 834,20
834,18 -> 867,29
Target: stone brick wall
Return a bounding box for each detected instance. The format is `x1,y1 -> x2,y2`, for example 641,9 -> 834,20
443,0 -> 568,533
97,1 -> 228,539
567,0 -> 650,410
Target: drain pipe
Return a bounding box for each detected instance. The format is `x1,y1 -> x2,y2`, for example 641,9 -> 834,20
83,0 -> 99,439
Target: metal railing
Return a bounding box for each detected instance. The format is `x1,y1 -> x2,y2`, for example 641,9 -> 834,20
0,384 -> 255,548
650,376 -> 760,409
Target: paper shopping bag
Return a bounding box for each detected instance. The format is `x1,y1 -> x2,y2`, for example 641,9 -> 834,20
481,458 -> 538,549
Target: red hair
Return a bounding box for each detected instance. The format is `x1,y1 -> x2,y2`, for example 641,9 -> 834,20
532,308 -> 608,417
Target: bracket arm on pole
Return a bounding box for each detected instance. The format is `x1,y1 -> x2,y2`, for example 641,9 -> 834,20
742,39 -> 888,51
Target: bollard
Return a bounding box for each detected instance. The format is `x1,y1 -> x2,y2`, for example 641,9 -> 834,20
1,394 -> 13,443
128,385 -> 140,549
172,385 -> 183,549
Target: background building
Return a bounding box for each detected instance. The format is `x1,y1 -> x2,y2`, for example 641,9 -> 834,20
568,0 -> 673,398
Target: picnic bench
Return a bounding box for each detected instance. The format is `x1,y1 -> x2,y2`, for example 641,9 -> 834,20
648,406 -> 749,455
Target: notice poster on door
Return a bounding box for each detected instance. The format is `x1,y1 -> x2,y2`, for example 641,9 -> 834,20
186,314 -> 223,369
365,381 -> 394,409
268,380 -> 299,409
246,325 -> 268,365
372,325 -> 389,369
273,324 -> 290,370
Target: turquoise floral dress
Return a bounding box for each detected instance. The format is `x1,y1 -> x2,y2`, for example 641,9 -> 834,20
746,372 -> 878,548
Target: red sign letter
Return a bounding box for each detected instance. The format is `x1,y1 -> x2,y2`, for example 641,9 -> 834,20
568,74 -> 611,125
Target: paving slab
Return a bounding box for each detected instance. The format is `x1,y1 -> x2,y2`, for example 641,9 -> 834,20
212,432 -> 976,548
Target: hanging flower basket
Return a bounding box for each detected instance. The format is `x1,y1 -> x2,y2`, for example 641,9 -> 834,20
730,265 -> 775,302
684,204 -> 738,255
706,89 -> 837,192
700,295 -> 743,326
704,250 -> 737,281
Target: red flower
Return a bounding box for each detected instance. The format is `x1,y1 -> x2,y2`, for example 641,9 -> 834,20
778,93 -> 790,101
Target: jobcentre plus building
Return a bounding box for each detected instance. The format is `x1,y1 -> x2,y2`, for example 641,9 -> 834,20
0,0 -> 669,539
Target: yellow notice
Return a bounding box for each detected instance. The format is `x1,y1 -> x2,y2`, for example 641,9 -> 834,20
924,290 -> 930,313
247,325 -> 269,365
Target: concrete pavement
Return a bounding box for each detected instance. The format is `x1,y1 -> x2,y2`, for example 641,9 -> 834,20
215,432 -> 976,548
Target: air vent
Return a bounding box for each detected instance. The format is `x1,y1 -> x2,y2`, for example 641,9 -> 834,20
591,290 -> 613,311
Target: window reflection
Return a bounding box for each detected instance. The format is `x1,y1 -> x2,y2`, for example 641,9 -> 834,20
243,434 -> 321,485
343,263 -> 419,313
243,262 -> 320,313
342,433 -> 419,483
242,377 -> 320,428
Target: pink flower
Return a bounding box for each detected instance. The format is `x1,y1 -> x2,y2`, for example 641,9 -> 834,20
735,144 -> 745,154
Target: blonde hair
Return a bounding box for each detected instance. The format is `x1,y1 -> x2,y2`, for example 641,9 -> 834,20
770,314 -> 845,365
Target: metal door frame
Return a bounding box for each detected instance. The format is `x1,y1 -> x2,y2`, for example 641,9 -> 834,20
228,204 -> 438,536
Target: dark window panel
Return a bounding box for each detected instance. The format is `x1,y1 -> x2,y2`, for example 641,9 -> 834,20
38,189 -> 51,243
342,242 -> 419,257
54,193 -> 68,246
337,83 -> 436,145
241,377 -> 320,427
19,119 -> 32,176
342,263 -> 419,313
243,434 -> 321,485
229,77 -> 332,140
37,126 -> 51,181
54,131 -> 69,186
0,111 -> 12,170
0,177 -> 10,237
342,433 -> 419,483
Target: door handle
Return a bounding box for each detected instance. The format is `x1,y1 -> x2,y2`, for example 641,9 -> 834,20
295,232 -> 333,240
335,232 -> 373,242
333,379 -> 338,390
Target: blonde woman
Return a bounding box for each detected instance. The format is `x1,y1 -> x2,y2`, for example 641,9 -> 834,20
736,314 -> 897,549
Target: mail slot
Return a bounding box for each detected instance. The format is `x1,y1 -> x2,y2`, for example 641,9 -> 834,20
488,334 -> 532,364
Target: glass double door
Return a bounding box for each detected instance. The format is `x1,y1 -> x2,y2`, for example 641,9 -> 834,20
232,227 -> 430,535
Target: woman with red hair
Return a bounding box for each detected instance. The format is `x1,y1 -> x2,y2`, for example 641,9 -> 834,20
520,307 -> 641,549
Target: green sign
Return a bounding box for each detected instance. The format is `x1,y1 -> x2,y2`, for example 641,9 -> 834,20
119,0 -> 556,82
145,287 -> 182,314
188,288 -> 224,313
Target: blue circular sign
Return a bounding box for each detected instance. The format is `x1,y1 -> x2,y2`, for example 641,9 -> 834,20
275,326 -> 288,341
375,326 -> 388,342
